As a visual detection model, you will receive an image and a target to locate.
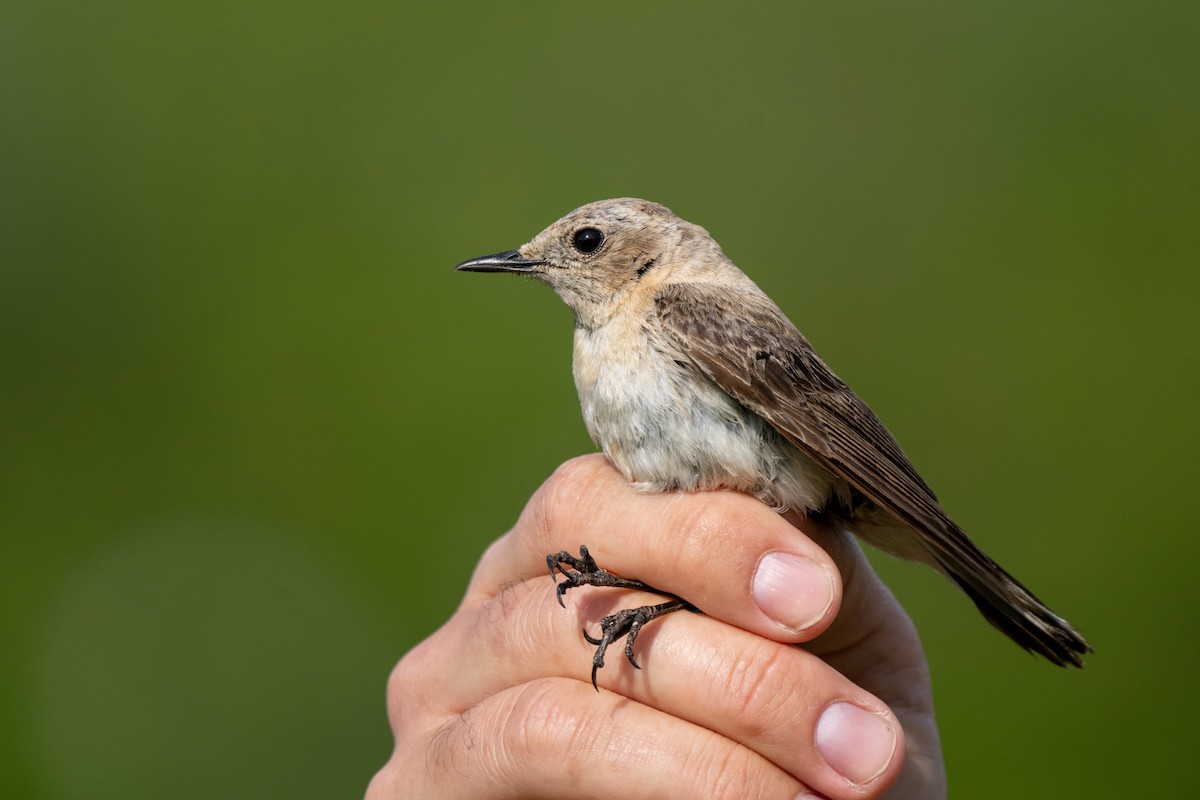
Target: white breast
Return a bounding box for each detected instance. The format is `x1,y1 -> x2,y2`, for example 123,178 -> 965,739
572,313 -> 836,512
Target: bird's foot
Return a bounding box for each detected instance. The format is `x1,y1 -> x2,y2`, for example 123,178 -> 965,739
582,597 -> 694,690
546,544 -> 660,605
546,545 -> 695,689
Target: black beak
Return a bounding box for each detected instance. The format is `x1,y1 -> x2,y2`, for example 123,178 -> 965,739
454,249 -> 547,273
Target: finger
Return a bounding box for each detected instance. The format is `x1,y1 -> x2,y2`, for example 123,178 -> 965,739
637,608 -> 905,798
417,576 -> 903,799
469,454 -> 843,643
785,515 -> 931,707
783,517 -> 945,797
372,677 -> 812,800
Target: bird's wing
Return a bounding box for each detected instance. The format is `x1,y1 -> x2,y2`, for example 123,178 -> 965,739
653,281 -> 1091,667
653,281 -> 944,529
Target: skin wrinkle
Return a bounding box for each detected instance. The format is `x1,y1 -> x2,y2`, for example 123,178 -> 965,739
514,681 -> 698,793
642,605 -> 854,783
475,580 -> 539,663
461,536 -> 905,794
484,570 -> 646,683
692,734 -> 790,800
462,680 -> 593,791
721,645 -> 795,744
665,494 -> 765,578
472,468 -> 906,794
368,453 -> 941,798
424,709 -> 474,783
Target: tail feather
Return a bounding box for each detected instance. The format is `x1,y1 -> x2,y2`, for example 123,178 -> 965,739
939,555 -> 1091,667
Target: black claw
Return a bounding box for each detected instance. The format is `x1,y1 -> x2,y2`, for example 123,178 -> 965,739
545,545 -> 697,688
545,545 -> 660,607
624,621 -> 642,669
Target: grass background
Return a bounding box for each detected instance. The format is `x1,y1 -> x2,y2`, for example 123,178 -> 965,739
2,1 -> 1197,796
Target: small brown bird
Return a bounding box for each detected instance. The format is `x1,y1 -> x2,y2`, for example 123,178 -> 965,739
456,198 -> 1090,678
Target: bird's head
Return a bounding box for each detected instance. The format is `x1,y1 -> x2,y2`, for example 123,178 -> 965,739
456,198 -> 731,328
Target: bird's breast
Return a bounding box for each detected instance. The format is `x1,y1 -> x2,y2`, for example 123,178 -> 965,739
572,316 -> 808,502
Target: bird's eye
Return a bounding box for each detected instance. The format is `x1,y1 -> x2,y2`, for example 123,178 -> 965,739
572,227 -> 604,254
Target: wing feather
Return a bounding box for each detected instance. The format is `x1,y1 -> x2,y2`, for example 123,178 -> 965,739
654,281 -> 941,525
653,281 -> 1090,665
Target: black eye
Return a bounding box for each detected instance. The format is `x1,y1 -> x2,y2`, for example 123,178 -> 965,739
572,227 -> 604,254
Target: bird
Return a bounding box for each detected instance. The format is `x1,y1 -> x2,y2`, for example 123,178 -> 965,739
455,198 -> 1090,679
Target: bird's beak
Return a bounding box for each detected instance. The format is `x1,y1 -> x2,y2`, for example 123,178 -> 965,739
454,249 -> 547,273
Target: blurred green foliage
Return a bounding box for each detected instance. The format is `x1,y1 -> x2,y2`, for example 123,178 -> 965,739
2,1 -> 1197,797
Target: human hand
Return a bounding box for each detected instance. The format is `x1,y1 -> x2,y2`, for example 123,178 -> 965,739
367,455 -> 945,799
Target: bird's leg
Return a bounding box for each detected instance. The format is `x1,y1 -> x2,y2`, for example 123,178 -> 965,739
546,545 -> 696,689
582,597 -> 694,690
546,544 -> 662,605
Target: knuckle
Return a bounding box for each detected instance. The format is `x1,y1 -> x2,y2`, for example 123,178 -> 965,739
700,748 -> 772,800
433,679 -> 599,791
671,492 -> 761,564
676,734 -> 787,800
472,581 -> 544,663
523,455 -> 610,542
364,761 -> 398,800
385,637 -> 439,720
481,679 -> 591,786
497,678 -> 583,756
722,646 -> 794,739
386,642 -> 426,695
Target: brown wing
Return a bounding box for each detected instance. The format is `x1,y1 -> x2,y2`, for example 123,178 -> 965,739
653,281 -> 1090,666
653,281 -> 945,530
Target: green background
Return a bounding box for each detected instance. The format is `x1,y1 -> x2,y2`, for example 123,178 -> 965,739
3,1 -> 1196,797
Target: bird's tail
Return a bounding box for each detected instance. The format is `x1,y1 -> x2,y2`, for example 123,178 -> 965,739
934,546 -> 1091,668
826,479 -> 1090,665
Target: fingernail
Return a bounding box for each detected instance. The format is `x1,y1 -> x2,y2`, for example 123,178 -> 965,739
815,702 -> 898,785
752,552 -> 834,631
